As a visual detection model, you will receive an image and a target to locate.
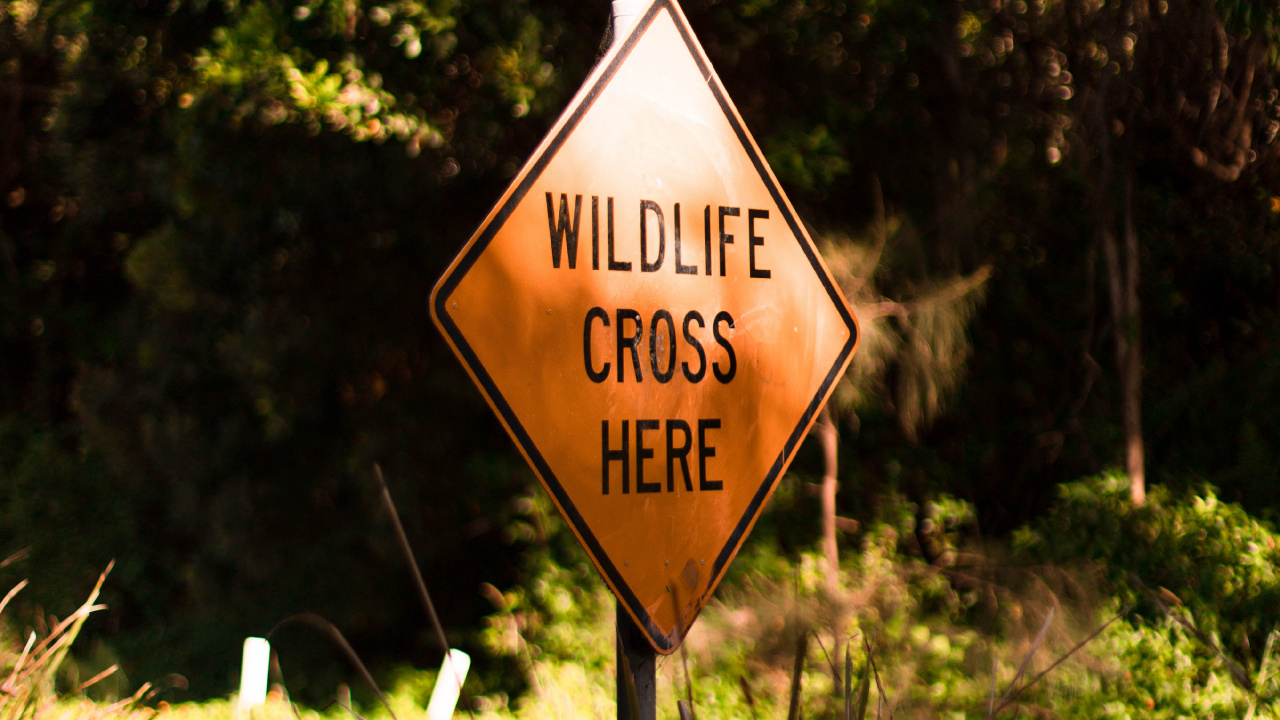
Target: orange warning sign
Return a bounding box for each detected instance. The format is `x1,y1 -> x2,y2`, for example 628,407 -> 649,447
431,0 -> 858,652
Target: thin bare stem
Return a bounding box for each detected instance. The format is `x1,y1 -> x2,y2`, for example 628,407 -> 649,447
269,614 -> 398,720
787,630 -> 809,720
373,464 -> 475,717
0,548 -> 30,570
0,580 -> 27,616
739,676 -> 759,720
864,636 -> 890,719
989,606 -> 1131,716
75,665 -> 118,693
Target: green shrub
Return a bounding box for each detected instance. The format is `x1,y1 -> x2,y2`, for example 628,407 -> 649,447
1014,472 -> 1280,646
462,477 -> 1280,717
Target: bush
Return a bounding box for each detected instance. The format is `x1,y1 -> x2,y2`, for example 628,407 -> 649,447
471,478 -> 1280,717
1014,472 -> 1280,646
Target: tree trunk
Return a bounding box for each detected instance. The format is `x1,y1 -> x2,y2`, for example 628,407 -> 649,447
814,403 -> 843,682
1102,169 -> 1145,505
817,404 -> 839,590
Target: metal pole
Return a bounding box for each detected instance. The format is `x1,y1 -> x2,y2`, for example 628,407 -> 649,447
616,601 -> 656,720
608,2 -> 653,716
611,0 -> 646,48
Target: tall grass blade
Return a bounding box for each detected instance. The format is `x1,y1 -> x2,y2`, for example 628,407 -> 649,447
843,641 -> 853,720
75,664 -> 118,693
993,605 -> 1054,712
373,464 -> 474,718
1133,573 -> 1254,692
813,632 -> 839,684
269,613 -> 398,720
6,631 -> 36,689
25,561 -> 112,712
94,681 -> 152,716
739,675 -> 759,720
987,647 -> 997,716
373,466 -> 451,653
270,651 -> 305,720
1245,626 -> 1280,720
787,629 -> 809,720
864,636 -> 888,720
333,697 -> 368,720
853,640 -> 871,720
0,580 -> 26,617
141,673 -> 189,704
0,549 -> 30,570
989,605 -> 1130,717
27,601 -> 107,667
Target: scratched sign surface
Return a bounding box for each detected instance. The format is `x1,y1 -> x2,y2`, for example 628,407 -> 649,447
430,0 -> 859,652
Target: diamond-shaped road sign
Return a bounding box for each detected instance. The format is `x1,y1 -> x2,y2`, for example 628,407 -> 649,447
431,0 -> 859,652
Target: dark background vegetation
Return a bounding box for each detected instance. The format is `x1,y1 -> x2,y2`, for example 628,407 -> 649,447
2,0 -> 1279,704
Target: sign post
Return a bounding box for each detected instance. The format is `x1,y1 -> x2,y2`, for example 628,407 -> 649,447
431,0 -> 858,713
616,600 -> 656,719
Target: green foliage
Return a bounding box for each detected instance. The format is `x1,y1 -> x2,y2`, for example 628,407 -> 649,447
481,490 -> 614,670
4,0 -> 1280,704
1015,473 -> 1280,646
463,483 -> 1280,718
475,489 -> 615,716
1059,616 -> 1275,719
14,479 -> 1280,718
763,124 -> 850,192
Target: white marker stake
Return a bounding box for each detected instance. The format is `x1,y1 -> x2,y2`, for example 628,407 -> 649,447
425,649 -> 471,720
238,637 -> 271,712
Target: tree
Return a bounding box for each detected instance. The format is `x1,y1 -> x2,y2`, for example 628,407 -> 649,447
810,181 -> 989,683
1052,0 -> 1280,504
0,0 -> 600,696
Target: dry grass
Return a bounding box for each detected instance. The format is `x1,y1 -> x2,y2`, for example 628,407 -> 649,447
0,556 -> 150,720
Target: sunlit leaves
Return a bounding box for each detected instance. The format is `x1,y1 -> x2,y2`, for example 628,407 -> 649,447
763,124 -> 849,191
191,2 -> 440,145
180,0 -> 561,158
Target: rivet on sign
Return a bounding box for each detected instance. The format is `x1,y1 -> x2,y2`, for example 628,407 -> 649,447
625,560 -> 629,566
547,309 -> 552,314
452,302 -> 457,308
664,560 -> 669,566
701,559 -> 705,565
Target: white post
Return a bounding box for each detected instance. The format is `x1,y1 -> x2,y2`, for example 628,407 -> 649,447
425,649 -> 471,720
611,0 -> 648,48
238,637 -> 271,712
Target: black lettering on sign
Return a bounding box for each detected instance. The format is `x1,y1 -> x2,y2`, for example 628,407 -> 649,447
698,419 -> 723,491
718,206 -> 740,277
590,196 -> 601,270
583,307 -> 610,383
547,193 -> 582,269
703,205 -> 713,276
635,419 -> 661,493
649,310 -> 676,383
601,417 -> 724,495
640,200 -> 665,273
602,420 -> 629,494
748,208 -> 771,279
607,197 -> 630,271
713,311 -> 737,383
616,308 -> 643,382
674,203 -> 697,275
681,311 -> 706,383
666,419 -> 693,491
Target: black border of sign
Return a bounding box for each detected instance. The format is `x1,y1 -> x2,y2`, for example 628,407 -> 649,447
431,0 -> 858,651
